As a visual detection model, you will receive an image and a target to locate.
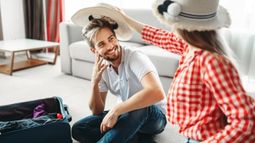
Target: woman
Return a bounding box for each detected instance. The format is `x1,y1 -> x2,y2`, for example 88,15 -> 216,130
117,0 -> 255,142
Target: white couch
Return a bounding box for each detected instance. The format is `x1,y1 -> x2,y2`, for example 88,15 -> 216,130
60,9 -> 181,93
60,9 -> 255,142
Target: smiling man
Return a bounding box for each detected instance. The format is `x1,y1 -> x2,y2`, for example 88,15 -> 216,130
71,16 -> 167,143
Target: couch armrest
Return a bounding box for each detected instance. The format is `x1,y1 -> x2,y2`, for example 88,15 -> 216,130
59,22 -> 83,74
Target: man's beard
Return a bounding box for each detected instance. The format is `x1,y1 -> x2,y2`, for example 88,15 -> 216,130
102,45 -> 120,62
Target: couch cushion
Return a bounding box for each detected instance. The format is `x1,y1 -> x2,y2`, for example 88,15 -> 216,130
133,45 -> 180,77
120,42 -> 180,77
120,41 -> 180,77
123,9 -> 171,45
69,41 -> 94,62
70,41 -> 179,77
70,41 -> 144,62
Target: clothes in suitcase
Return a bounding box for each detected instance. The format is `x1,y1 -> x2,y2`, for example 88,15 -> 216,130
0,96 -> 72,143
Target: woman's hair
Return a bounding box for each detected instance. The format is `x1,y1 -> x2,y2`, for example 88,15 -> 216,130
82,17 -> 117,48
177,29 -> 226,55
177,29 -> 239,69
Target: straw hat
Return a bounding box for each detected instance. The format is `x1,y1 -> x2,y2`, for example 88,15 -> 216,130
71,3 -> 133,41
152,0 -> 231,31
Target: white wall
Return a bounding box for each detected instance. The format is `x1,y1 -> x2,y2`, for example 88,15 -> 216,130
64,0 -> 255,33
64,0 -> 154,21
0,0 -> 25,40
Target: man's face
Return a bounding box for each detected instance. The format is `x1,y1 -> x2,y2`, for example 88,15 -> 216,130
91,28 -> 121,62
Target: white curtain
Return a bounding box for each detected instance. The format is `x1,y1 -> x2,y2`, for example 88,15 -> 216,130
220,0 -> 255,33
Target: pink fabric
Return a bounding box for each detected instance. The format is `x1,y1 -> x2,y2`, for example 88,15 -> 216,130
33,103 -> 46,118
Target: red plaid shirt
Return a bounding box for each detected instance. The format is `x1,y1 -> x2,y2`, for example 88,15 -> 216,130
142,25 -> 255,142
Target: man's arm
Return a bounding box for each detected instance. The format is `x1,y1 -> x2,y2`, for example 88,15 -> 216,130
89,53 -> 108,115
100,71 -> 165,133
89,83 -> 107,115
114,71 -> 165,115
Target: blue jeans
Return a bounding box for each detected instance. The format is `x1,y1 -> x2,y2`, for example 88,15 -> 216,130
72,105 -> 166,143
185,138 -> 201,143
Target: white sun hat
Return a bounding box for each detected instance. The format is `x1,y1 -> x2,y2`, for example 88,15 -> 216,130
152,0 -> 231,31
71,3 -> 133,41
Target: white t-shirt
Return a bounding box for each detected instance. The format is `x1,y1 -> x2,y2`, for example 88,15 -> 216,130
98,47 -> 166,114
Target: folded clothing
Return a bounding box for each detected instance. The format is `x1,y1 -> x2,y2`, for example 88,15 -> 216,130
0,113 -> 60,134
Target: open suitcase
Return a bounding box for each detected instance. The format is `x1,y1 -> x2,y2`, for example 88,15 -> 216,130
0,96 -> 72,143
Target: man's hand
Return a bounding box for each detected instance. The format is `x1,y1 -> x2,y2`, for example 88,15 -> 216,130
92,53 -> 108,84
100,107 -> 120,133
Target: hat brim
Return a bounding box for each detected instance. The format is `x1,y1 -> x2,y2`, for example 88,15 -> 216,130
152,2 -> 231,31
71,3 -> 133,41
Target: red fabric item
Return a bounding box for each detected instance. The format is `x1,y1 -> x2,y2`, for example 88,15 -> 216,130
53,0 -> 58,42
46,0 -> 52,42
46,0 -> 63,43
142,25 -> 255,143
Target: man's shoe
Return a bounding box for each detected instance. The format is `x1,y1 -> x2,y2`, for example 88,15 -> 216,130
138,133 -> 157,143
127,133 -> 139,143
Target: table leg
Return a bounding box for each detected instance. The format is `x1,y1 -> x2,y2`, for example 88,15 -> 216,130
9,52 -> 15,75
0,52 -> 14,75
48,46 -> 59,65
26,50 -> 31,59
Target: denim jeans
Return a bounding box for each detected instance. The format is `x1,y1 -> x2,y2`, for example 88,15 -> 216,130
72,105 -> 166,143
185,138 -> 201,143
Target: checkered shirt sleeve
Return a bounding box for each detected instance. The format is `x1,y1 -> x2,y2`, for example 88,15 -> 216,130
142,25 -> 188,55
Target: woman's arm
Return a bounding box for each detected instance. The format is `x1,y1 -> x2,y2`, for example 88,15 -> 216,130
119,10 -> 144,34
119,9 -> 187,55
201,53 -> 255,143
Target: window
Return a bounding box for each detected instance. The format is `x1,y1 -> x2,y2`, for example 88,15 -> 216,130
220,0 -> 255,33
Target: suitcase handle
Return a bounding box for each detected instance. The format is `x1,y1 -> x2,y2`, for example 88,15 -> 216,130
64,105 -> 72,122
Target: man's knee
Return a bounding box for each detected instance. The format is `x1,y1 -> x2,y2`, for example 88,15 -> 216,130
71,122 -> 85,141
128,107 -> 148,121
139,106 -> 167,134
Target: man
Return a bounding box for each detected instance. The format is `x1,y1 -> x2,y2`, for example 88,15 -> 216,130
71,16 -> 167,143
